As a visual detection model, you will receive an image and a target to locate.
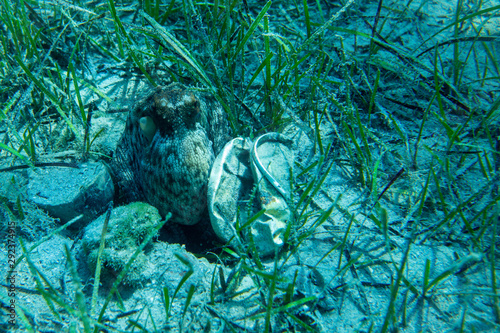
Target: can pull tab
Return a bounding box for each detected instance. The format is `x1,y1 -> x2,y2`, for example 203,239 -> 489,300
251,132 -> 292,200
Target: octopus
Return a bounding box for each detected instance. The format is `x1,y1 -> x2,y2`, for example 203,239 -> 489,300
111,83 -> 231,225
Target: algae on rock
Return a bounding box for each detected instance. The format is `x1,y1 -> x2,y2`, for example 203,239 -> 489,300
82,202 -> 163,286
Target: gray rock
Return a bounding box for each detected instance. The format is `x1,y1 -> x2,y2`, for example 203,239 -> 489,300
27,162 -> 114,227
81,202 -> 163,286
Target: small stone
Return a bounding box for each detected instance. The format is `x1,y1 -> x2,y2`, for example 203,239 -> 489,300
27,162 -> 114,228
81,202 -> 163,286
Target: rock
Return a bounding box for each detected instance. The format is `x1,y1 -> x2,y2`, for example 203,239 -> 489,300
27,162 -> 114,228
81,202 -> 164,286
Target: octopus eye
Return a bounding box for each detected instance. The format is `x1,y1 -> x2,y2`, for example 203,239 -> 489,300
139,116 -> 157,143
182,93 -> 200,124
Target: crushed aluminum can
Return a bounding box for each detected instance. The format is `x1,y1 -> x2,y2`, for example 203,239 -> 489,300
208,133 -> 294,256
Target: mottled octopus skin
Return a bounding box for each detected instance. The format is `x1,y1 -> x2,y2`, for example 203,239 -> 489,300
112,83 -> 230,225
